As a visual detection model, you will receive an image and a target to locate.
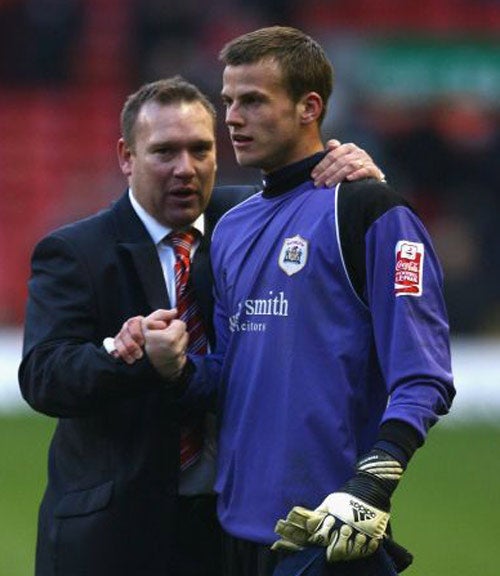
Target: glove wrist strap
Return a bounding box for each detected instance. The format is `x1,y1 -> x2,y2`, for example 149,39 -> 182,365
341,473 -> 391,512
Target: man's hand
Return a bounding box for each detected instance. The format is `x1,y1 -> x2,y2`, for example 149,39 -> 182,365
273,504 -> 413,571
310,492 -> 388,561
142,309 -> 189,380
311,139 -> 386,188
112,309 -> 175,364
273,449 -> 404,563
272,506 -> 325,552
273,497 -> 385,562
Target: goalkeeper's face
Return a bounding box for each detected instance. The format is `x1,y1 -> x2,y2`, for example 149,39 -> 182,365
118,100 -> 217,229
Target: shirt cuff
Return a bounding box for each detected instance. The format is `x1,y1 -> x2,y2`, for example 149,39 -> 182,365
103,337 -> 117,356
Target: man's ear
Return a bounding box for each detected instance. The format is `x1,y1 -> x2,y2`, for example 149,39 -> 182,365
299,92 -> 323,125
117,138 -> 133,177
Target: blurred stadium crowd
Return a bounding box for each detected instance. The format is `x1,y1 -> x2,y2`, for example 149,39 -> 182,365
0,0 -> 499,336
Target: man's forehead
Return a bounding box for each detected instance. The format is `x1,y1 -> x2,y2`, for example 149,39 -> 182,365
148,133 -> 215,148
222,61 -> 285,94
139,99 -> 211,121
136,100 -> 215,139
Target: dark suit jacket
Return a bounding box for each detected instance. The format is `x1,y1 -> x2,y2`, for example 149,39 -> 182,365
18,185 -> 259,576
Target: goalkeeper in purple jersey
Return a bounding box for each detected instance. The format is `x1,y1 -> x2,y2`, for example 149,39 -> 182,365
121,26 -> 455,576
180,26 -> 454,576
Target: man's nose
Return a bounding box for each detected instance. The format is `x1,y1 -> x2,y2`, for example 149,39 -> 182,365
225,103 -> 243,126
173,151 -> 196,177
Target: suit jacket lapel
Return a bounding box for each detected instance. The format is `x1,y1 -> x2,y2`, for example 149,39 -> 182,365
121,242 -> 169,310
111,193 -> 171,311
108,186 -> 259,341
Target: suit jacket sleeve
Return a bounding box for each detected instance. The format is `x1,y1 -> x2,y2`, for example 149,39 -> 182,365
19,233 -> 166,418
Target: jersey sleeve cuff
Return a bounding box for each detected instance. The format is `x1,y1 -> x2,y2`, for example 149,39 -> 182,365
375,419 -> 423,467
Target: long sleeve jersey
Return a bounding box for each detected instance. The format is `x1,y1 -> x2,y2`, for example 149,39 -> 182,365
188,154 -> 455,544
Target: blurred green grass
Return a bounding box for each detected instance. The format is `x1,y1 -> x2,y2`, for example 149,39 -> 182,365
392,422 -> 500,575
1,414 -> 498,576
0,413 -> 55,576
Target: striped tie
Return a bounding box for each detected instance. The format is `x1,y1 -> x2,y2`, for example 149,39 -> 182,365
168,229 -> 207,470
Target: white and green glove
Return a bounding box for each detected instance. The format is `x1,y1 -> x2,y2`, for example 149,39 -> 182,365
272,448 -> 404,562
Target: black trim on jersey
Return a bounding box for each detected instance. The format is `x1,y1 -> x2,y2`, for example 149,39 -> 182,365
262,152 -> 326,198
261,154 -> 414,306
338,179 -> 413,303
376,419 -> 423,465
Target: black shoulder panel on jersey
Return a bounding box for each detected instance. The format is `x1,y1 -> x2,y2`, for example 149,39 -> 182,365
338,178 -> 413,302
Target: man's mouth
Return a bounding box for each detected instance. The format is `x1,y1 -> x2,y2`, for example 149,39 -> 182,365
171,187 -> 197,197
169,187 -> 199,203
232,134 -> 253,147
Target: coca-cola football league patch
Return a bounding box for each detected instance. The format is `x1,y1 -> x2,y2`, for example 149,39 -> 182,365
394,240 -> 424,296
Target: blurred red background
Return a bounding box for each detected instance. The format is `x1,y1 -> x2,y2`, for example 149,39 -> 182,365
1,0 -> 499,333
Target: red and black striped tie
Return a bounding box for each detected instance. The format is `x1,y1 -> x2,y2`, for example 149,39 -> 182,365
168,229 -> 207,470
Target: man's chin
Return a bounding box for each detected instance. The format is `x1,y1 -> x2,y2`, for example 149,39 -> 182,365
234,153 -> 259,169
164,206 -> 202,230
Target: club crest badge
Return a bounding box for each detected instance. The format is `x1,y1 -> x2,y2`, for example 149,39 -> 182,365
394,240 -> 424,296
279,235 -> 308,276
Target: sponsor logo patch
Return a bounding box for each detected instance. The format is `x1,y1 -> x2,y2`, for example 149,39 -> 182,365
394,240 -> 424,296
278,235 -> 308,276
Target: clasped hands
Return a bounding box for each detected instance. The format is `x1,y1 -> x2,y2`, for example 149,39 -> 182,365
112,309 -> 188,380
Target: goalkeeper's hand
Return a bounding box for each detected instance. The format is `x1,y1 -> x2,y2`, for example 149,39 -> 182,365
272,496 -> 386,562
272,448 -> 404,562
311,491 -> 388,561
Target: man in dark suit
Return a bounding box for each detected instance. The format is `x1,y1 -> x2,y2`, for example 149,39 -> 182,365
19,77 -> 383,576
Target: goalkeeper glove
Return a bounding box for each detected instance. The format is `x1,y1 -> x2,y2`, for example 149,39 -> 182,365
273,448 -> 405,562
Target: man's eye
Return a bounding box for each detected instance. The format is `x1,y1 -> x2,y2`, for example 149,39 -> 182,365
154,148 -> 175,158
192,145 -> 212,158
244,96 -> 265,109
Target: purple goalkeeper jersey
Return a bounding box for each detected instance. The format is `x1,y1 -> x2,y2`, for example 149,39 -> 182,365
188,157 -> 454,545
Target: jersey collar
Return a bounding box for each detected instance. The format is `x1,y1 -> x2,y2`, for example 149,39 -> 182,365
262,151 -> 327,198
